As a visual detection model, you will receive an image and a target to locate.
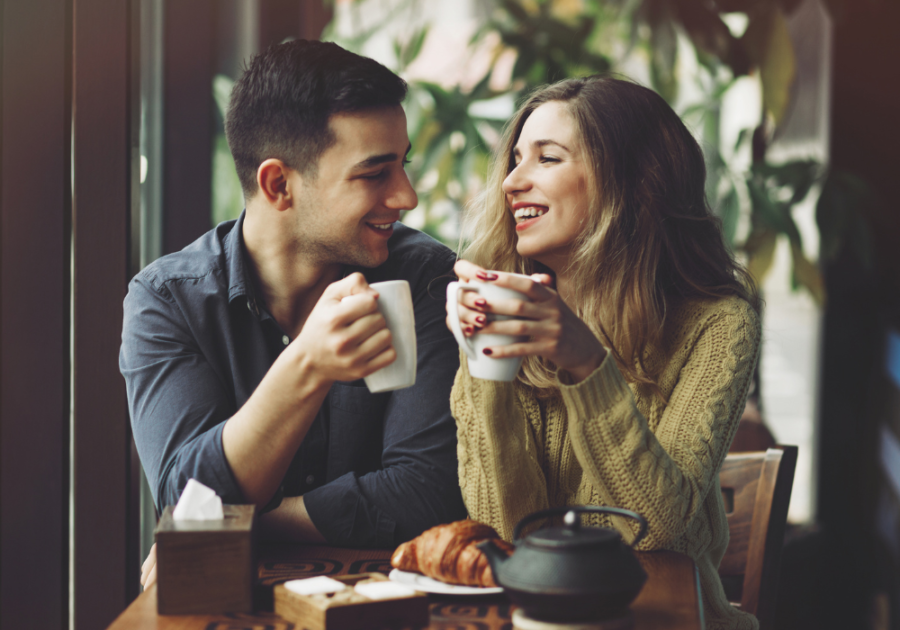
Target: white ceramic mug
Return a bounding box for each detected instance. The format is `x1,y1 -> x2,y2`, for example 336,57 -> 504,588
446,275 -> 531,381
364,280 -> 417,393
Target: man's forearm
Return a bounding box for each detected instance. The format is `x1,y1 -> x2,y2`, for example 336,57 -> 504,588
258,495 -> 327,543
222,348 -> 331,507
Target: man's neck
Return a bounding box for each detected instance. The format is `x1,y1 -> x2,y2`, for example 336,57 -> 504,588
242,205 -> 341,339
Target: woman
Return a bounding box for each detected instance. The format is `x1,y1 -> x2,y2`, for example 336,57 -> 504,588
449,76 -> 761,630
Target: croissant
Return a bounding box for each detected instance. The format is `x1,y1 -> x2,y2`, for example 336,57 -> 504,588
391,519 -> 514,587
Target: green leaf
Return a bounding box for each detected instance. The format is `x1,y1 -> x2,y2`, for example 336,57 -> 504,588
789,242 -> 826,305
816,170 -> 873,266
717,185 -> 741,248
744,228 -> 779,286
743,7 -> 796,125
747,178 -> 790,235
755,160 -> 821,205
734,128 -> 751,153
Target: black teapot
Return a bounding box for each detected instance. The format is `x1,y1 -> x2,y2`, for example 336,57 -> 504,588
478,506 -> 648,622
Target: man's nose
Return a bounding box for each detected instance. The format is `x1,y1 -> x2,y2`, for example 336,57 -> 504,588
386,170 -> 418,211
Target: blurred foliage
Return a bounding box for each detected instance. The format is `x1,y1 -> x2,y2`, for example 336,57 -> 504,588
212,74 -> 244,226
206,0 -> 874,305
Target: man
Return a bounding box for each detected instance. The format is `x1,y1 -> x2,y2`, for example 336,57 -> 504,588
120,40 -> 466,585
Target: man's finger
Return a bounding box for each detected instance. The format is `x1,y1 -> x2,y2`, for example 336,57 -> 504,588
324,272 -> 374,302
144,563 -> 157,590
335,292 -> 381,325
342,311 -> 389,344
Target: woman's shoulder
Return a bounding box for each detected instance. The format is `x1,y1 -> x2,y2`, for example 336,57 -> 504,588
669,294 -> 761,345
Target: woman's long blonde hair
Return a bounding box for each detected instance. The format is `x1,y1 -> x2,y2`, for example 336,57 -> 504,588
461,76 -> 758,398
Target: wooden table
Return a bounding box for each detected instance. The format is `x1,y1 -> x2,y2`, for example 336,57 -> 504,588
108,544 -> 703,629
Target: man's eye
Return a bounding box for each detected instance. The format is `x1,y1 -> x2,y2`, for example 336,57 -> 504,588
402,157 -> 412,166
361,170 -> 387,180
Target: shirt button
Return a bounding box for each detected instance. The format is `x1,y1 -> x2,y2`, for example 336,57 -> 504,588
282,335 -> 290,345
305,474 -> 315,485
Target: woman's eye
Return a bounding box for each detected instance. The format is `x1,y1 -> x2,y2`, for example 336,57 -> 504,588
539,156 -> 559,164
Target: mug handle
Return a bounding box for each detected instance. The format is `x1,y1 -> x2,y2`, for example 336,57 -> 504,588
446,281 -> 479,361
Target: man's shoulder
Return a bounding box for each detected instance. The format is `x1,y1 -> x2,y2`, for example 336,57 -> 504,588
382,223 -> 456,277
132,221 -> 236,297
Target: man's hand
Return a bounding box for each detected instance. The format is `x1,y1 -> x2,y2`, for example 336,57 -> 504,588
140,543 -> 157,590
223,273 -> 398,509
289,272 -> 397,385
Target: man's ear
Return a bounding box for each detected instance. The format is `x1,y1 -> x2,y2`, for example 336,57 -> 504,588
256,159 -> 294,211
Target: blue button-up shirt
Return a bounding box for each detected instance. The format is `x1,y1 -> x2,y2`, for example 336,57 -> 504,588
120,212 -> 466,547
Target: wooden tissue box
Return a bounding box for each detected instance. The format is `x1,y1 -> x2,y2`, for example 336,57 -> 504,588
274,573 -> 429,630
154,504 -> 256,615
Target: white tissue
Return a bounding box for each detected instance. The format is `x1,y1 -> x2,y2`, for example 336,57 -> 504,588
284,576 -> 347,596
354,581 -> 417,600
172,478 -> 224,520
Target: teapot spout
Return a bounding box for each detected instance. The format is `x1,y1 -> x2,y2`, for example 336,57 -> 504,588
477,540 -> 510,587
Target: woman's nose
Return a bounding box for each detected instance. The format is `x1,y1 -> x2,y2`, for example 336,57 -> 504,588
502,164 -> 530,195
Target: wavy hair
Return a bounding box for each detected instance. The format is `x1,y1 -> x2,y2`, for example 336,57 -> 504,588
461,76 -> 758,398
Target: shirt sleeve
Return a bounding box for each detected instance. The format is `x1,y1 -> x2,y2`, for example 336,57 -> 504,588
302,257 -> 468,548
119,275 -> 245,511
559,299 -> 761,550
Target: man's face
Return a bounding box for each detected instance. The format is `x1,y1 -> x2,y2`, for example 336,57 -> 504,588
288,105 -> 417,268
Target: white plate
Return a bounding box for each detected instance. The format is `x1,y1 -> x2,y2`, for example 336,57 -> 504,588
388,569 -> 503,595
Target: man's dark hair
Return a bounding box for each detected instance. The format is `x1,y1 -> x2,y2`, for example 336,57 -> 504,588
225,39 -> 408,195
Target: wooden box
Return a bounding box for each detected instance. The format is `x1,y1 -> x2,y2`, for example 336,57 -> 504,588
154,504 -> 256,615
274,573 -> 429,630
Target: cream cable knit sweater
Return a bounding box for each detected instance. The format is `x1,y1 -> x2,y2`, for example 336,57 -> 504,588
451,295 -> 761,630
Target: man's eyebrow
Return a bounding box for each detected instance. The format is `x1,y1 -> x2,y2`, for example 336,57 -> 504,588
352,144 -> 413,170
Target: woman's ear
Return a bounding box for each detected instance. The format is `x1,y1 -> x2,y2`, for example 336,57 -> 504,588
256,159 -> 292,211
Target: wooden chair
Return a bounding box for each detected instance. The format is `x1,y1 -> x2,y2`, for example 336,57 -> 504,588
718,446 -> 798,628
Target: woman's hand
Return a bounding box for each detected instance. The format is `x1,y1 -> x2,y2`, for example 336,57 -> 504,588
446,260 -> 607,383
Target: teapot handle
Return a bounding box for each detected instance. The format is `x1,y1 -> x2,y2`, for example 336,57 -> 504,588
513,505 -> 648,548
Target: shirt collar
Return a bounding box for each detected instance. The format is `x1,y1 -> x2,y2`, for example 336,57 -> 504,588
224,210 -> 263,317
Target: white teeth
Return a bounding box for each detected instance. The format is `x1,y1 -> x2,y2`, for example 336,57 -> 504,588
370,223 -> 393,230
514,207 -> 547,222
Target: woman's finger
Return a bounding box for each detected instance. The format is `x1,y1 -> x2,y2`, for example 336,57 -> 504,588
479,339 -> 559,359
453,259 -> 485,282
478,271 -> 556,302
470,296 -> 554,321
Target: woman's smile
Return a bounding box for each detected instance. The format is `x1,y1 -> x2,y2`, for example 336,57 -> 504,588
513,203 -> 548,230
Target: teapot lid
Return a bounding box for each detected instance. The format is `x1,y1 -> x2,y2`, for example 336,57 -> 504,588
524,510 -> 621,550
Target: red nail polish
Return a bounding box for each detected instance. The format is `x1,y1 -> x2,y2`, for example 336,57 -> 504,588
465,326 -> 473,335
474,298 -> 487,308
476,271 -> 498,281
476,315 -> 486,324
483,348 -> 493,356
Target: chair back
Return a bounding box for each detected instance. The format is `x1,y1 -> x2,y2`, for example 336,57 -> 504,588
718,446 -> 797,628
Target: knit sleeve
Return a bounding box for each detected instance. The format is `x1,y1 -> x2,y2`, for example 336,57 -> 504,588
450,350 -> 550,541
559,299 -> 761,550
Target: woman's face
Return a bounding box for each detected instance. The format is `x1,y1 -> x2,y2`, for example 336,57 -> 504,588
503,101 -> 590,270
